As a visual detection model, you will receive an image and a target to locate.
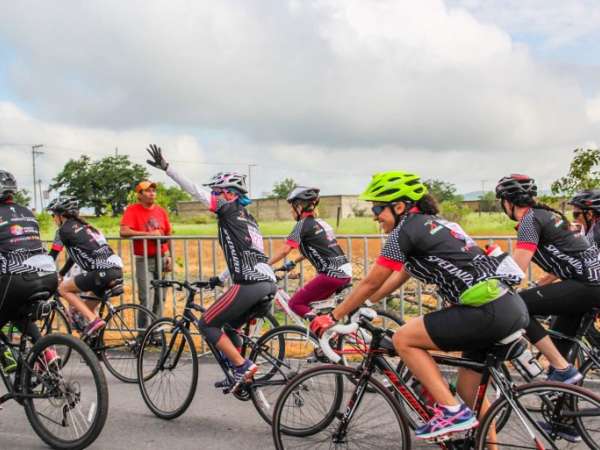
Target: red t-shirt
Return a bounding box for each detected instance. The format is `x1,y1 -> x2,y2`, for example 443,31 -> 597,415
121,203 -> 172,256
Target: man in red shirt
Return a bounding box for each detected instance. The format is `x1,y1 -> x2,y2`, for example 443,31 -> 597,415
120,181 -> 172,323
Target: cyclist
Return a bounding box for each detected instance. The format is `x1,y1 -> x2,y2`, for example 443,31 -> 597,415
146,145 -> 277,389
0,170 -> 58,364
569,189 -> 600,246
47,196 -> 123,337
311,171 -> 529,440
496,174 -> 600,384
267,186 -> 352,319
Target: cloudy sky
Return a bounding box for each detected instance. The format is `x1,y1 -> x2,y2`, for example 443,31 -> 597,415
1,0 -> 599,206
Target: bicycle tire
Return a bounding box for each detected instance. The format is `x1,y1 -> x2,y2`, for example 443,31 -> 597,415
23,333 -> 109,450
137,318 -> 198,419
248,325 -> 320,425
241,312 -> 279,358
475,381 -> 600,449
272,364 -> 411,448
100,303 -> 156,383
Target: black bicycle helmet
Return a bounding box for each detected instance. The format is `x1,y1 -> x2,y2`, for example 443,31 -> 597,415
569,189 -> 600,213
47,196 -> 79,215
287,186 -> 320,203
0,170 -> 17,200
495,174 -> 537,204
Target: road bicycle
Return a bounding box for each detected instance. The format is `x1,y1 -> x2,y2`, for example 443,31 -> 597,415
137,279 -> 320,426
271,310 -> 600,449
0,290 -> 108,450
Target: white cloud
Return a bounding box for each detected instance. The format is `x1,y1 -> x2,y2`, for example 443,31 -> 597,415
1,0 -> 599,201
0,0 -> 596,153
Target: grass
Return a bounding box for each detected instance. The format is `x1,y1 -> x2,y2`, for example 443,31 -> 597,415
38,212 -> 517,240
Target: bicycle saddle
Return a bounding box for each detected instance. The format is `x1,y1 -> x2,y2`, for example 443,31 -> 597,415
487,330 -> 527,361
104,278 -> 124,298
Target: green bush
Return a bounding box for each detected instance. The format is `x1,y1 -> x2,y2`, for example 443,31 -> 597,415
36,212 -> 53,235
439,200 -> 471,223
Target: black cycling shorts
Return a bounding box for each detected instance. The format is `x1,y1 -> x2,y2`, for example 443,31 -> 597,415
74,267 -> 123,298
0,272 -> 58,335
424,290 -> 529,357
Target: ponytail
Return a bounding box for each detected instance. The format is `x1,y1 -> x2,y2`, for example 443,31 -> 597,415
62,212 -> 99,233
532,202 -> 571,228
415,194 -> 439,215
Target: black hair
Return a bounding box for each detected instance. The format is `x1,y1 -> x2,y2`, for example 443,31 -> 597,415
415,194 -> 439,215
293,198 -> 318,212
61,211 -> 99,233
513,197 -> 570,227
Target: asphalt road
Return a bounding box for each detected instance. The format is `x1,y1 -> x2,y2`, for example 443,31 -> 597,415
0,360 -> 275,450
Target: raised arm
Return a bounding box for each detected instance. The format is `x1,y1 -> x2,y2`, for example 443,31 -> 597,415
146,144 -> 211,207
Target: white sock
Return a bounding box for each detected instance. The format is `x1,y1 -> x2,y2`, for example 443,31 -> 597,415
441,403 -> 461,413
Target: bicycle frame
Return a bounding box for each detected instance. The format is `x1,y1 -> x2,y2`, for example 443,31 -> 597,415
334,320 -> 564,449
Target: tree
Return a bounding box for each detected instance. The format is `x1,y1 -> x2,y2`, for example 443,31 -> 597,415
551,148 -> 600,196
271,178 -> 298,199
12,189 -> 32,207
155,183 -> 192,214
478,191 -> 497,212
423,178 -> 462,203
51,154 -> 148,216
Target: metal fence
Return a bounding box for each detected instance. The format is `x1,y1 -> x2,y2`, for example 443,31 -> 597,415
49,234 -> 533,323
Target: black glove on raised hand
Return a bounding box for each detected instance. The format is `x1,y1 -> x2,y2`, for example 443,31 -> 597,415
146,144 -> 169,171
208,276 -> 224,289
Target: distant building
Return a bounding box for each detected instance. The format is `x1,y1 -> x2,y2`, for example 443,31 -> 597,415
177,195 -> 372,220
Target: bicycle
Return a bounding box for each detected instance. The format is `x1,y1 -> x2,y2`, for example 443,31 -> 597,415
26,278 -> 156,383
510,308 -> 600,392
137,279 -> 320,425
0,290 -> 109,450
271,310 -> 600,449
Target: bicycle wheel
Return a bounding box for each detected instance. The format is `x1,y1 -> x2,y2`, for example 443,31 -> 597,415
248,325 -> 320,425
241,312 -> 279,357
99,303 -> 156,383
137,318 -> 198,419
476,381 -> 600,449
272,364 -> 411,449
22,333 -> 109,450
579,356 -> 600,394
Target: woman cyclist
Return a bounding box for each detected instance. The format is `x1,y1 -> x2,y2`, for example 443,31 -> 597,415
146,145 -> 277,388
569,189 -> 600,246
311,171 -> 528,440
268,186 -> 352,319
0,170 -> 58,365
47,196 -> 123,337
496,174 -> 600,384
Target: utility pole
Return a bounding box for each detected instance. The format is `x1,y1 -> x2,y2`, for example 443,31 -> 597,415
38,179 -> 44,210
115,147 -> 119,156
479,179 -> 488,216
248,164 -> 257,199
31,144 -> 44,211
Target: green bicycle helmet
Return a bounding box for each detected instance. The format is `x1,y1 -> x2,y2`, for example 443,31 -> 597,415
359,171 -> 427,203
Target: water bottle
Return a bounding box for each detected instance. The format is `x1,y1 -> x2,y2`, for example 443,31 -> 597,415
513,349 -> 543,379
485,243 -> 504,257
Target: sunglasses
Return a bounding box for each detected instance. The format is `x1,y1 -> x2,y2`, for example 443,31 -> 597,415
371,203 -> 396,216
211,188 -> 226,195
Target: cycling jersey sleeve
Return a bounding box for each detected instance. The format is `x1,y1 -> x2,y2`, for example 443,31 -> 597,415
59,257 -> 75,277
377,224 -> 412,271
286,220 -> 305,249
166,166 -> 215,210
516,210 -> 541,252
50,230 -> 64,257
